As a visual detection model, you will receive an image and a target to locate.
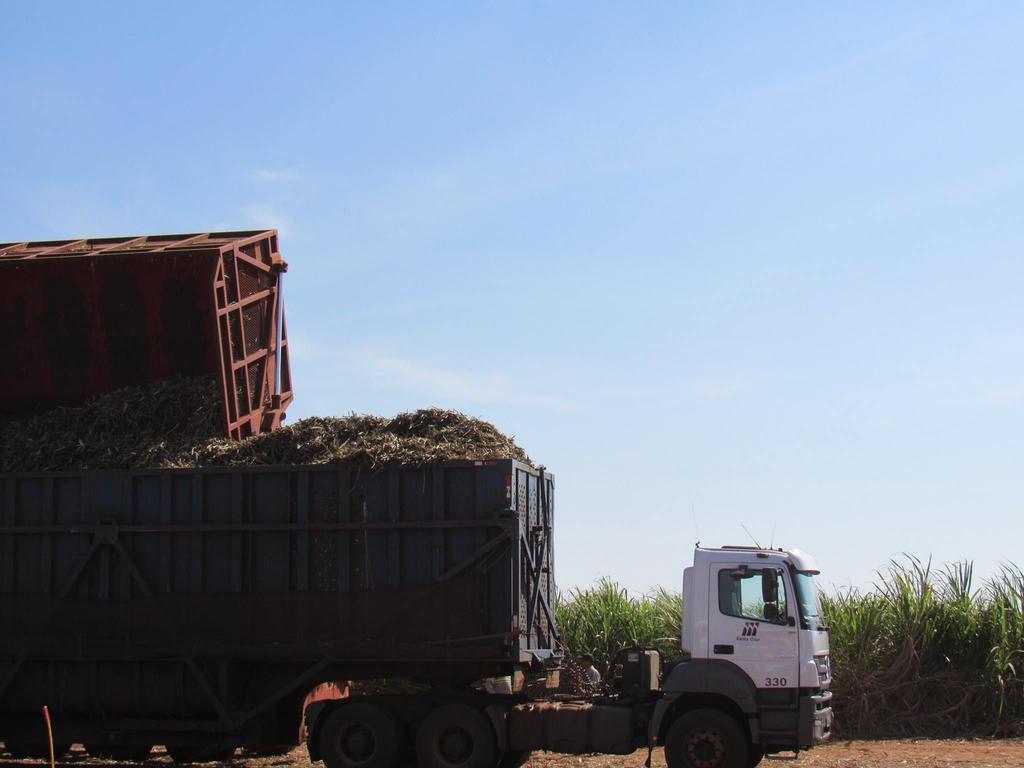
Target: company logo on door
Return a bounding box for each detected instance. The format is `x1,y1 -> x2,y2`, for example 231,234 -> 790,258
738,622 -> 759,641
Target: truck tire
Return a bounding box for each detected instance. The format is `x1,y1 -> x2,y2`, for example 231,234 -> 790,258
5,743 -> 71,760
318,703 -> 403,768
415,704 -> 497,768
85,744 -> 154,761
664,709 -> 749,768
166,745 -> 236,764
747,745 -> 765,768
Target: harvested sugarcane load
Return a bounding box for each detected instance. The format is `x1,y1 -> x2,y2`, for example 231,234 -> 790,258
0,377 -> 223,472
0,377 -> 532,472
188,406 -> 533,468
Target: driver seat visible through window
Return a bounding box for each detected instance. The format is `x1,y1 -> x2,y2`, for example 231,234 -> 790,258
717,567 -> 788,623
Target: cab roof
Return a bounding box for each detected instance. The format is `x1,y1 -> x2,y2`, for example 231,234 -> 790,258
694,545 -> 820,574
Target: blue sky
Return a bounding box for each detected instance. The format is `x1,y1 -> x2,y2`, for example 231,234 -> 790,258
2,3 -> 1022,594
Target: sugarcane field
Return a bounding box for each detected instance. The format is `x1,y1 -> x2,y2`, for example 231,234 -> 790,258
2,5 -> 1023,768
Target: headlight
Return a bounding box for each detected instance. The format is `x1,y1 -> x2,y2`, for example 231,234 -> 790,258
814,654 -> 831,683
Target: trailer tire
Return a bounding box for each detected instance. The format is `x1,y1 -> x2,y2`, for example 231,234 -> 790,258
318,703 -> 403,768
664,708 -> 749,768
5,743 -> 71,760
86,744 -> 154,761
415,704 -> 497,768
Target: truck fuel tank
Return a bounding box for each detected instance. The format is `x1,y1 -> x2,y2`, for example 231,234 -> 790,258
508,702 -> 636,755
617,648 -> 661,697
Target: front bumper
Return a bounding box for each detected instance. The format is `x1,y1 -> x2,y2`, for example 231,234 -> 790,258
799,689 -> 833,747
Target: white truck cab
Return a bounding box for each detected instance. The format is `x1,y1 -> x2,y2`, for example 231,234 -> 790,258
651,545 -> 833,767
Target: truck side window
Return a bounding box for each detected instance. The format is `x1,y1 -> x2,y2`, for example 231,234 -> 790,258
717,568 -> 788,623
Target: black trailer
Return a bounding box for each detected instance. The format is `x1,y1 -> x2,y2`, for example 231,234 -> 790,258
0,459 -> 557,756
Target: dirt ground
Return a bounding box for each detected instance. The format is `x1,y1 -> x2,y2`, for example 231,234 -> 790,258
532,740 -> 1024,768
3,741 -> 1024,768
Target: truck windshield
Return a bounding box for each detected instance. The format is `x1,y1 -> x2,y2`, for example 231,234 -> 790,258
794,571 -> 825,631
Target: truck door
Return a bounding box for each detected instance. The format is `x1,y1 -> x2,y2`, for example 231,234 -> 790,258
708,564 -> 799,691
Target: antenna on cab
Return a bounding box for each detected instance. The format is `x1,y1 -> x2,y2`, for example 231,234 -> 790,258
740,523 -> 762,549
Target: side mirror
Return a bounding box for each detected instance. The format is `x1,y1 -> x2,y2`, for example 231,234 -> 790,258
761,569 -> 779,603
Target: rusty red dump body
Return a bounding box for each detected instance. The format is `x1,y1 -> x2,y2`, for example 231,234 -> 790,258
0,230 -> 291,439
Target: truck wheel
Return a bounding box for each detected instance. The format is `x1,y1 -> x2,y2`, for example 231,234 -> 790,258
166,745 -> 236,764
5,743 -> 71,760
318,703 -> 403,768
415,704 -> 497,768
747,745 -> 765,768
664,709 -> 749,768
86,744 -> 154,761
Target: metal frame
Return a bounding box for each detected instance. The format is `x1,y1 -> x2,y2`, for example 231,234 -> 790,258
0,230 -> 292,440
209,231 -> 292,438
520,468 -> 558,654
0,231 -> 267,260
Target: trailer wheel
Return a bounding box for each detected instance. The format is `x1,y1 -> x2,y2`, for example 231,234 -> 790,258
415,704 -> 497,768
166,745 -> 237,764
664,708 -> 749,768
86,744 -> 154,761
5,743 -> 71,760
318,703 -> 403,768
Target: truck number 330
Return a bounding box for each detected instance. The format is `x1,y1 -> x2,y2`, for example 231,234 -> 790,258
764,677 -> 788,687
